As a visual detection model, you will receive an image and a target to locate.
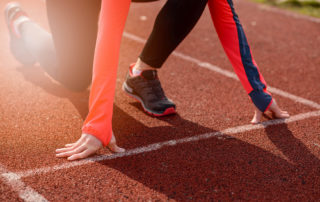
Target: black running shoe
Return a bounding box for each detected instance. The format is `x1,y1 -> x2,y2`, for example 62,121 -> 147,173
5,2 -> 35,65
122,64 -> 176,116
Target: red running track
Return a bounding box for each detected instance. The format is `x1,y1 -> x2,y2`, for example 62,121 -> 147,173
0,0 -> 320,201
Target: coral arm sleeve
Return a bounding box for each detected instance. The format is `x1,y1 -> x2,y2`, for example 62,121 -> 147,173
208,0 -> 272,112
81,0 -> 131,146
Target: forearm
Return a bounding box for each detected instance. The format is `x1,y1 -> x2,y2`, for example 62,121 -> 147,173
82,0 -> 131,146
208,0 -> 272,112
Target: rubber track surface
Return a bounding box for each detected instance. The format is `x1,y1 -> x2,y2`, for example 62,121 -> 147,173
0,0 -> 319,201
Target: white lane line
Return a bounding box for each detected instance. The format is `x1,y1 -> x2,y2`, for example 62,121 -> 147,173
123,32 -> 320,110
258,4 -> 320,24
16,110 -> 320,178
267,87 -> 320,109
314,143 -> 320,148
0,164 -> 48,202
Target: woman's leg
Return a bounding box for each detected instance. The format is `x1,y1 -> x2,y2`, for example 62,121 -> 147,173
10,0 -> 101,91
5,3 -> 56,73
123,0 -> 208,117
19,20 -> 57,77
139,0 -> 208,68
46,0 -> 101,91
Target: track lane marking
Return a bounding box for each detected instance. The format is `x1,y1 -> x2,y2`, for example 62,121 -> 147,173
14,110 -> 320,178
123,32 -> 320,110
0,164 -> 48,202
2,1 -> 318,200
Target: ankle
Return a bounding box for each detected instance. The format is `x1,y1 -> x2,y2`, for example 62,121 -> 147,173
132,58 -> 157,76
134,58 -> 157,71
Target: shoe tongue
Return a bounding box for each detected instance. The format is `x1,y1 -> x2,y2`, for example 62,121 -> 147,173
141,70 -> 158,80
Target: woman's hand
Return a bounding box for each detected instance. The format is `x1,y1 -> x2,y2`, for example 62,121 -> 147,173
56,132 -> 125,161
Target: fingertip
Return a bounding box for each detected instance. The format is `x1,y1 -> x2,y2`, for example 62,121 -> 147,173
68,153 -> 82,161
56,148 -> 67,153
67,156 -> 74,161
56,153 -> 63,158
65,143 -> 74,148
110,145 -> 125,153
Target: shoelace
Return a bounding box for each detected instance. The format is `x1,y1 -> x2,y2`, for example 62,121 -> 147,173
138,79 -> 166,100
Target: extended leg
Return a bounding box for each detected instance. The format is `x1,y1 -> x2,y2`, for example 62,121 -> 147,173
19,21 -> 57,78
5,2 -> 56,72
6,1 -> 101,91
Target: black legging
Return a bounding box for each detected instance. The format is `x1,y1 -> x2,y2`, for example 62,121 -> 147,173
140,0 -> 207,67
19,0 -> 207,91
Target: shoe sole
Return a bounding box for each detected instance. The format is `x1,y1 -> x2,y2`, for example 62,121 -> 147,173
122,82 -> 176,117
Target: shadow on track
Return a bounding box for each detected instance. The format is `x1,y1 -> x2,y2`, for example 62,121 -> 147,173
105,121 -> 320,200
16,65 -> 320,200
17,65 -> 89,119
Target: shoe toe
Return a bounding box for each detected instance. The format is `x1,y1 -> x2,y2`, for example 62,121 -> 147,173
148,99 -> 176,112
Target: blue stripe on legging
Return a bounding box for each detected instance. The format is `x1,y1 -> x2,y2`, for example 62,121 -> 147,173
226,0 -> 272,111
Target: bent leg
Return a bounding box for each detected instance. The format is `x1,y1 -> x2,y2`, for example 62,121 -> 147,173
46,0 -> 101,91
139,0 -> 208,68
125,0 -> 207,117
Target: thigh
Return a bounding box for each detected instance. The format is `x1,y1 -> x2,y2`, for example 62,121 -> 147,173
46,0 -> 101,91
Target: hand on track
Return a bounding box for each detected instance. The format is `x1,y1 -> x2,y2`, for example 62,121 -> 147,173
56,132 -> 125,161
251,99 -> 290,124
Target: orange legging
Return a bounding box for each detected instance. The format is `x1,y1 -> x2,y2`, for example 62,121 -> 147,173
82,0 -> 131,146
